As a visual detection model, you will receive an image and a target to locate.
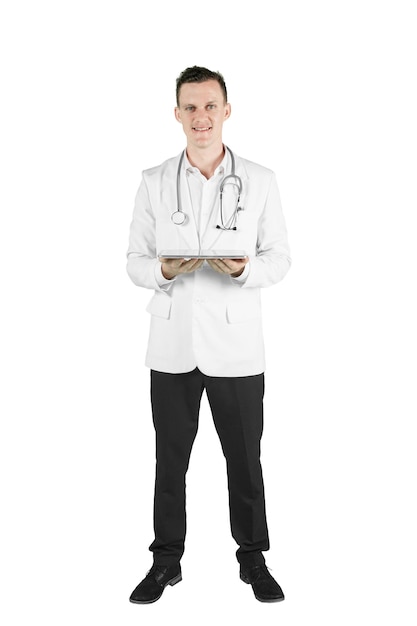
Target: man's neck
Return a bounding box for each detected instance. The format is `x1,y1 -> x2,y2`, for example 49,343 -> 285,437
186,143 -> 225,180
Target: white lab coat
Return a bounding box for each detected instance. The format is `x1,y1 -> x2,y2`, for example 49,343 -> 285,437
126,149 -> 291,376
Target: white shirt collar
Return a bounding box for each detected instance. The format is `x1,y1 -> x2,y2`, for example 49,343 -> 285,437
183,146 -> 228,178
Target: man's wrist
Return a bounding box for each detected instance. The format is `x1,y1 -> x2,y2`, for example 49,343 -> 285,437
231,262 -> 250,282
161,264 -> 176,280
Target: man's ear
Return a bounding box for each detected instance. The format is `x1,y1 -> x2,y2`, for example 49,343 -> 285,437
174,107 -> 182,123
224,103 -> 231,120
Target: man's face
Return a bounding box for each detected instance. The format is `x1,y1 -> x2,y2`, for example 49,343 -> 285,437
175,80 -> 231,150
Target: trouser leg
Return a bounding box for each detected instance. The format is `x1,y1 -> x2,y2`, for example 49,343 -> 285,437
205,373 -> 269,567
149,368 -> 204,566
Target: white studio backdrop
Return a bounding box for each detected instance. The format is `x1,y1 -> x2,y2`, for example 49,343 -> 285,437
1,1 -> 416,625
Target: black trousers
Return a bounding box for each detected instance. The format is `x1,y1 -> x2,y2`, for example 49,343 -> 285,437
149,368 -> 270,568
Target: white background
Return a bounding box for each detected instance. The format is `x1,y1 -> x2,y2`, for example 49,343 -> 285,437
1,1 -> 416,624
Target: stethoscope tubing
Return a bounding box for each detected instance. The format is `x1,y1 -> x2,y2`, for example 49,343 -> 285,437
172,147 -> 243,230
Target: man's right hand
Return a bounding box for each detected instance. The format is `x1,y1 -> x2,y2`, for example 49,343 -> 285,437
160,257 -> 204,280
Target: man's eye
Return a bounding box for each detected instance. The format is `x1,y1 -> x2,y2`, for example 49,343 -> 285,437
207,104 -> 216,109
185,106 -> 195,111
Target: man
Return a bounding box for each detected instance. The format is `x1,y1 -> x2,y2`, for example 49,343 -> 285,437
126,66 -> 291,604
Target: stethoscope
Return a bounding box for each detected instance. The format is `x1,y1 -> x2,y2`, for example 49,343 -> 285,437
171,147 -> 243,231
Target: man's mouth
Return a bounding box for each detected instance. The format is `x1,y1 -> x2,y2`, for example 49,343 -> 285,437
193,127 -> 211,132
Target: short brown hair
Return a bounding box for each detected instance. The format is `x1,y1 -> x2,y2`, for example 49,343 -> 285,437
176,66 -> 228,106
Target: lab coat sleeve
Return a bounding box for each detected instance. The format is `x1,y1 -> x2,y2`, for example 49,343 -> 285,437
240,172 -> 291,289
126,176 -> 174,292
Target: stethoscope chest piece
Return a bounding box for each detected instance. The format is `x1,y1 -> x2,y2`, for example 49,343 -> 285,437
171,210 -> 187,225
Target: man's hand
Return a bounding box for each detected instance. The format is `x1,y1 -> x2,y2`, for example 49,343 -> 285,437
207,257 -> 248,278
160,257 -> 204,280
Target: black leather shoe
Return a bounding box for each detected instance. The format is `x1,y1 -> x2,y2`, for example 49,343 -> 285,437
129,563 -> 182,604
240,564 -> 285,603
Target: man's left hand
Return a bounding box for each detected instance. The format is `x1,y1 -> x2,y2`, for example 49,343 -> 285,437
207,257 -> 248,278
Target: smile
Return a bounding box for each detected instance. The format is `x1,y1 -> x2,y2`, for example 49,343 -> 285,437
192,127 -> 211,131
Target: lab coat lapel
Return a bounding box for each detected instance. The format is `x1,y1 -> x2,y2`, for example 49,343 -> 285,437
162,155 -> 200,251
177,170 -> 200,249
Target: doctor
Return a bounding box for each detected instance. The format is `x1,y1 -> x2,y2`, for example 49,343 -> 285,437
127,66 -> 291,604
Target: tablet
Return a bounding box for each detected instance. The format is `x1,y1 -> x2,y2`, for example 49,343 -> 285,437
158,249 -> 248,260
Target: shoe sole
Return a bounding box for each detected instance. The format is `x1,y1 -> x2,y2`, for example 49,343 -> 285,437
254,594 -> 285,603
129,573 -> 182,604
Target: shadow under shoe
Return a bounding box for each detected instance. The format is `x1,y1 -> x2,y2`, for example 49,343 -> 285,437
129,563 -> 182,604
240,564 -> 285,603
